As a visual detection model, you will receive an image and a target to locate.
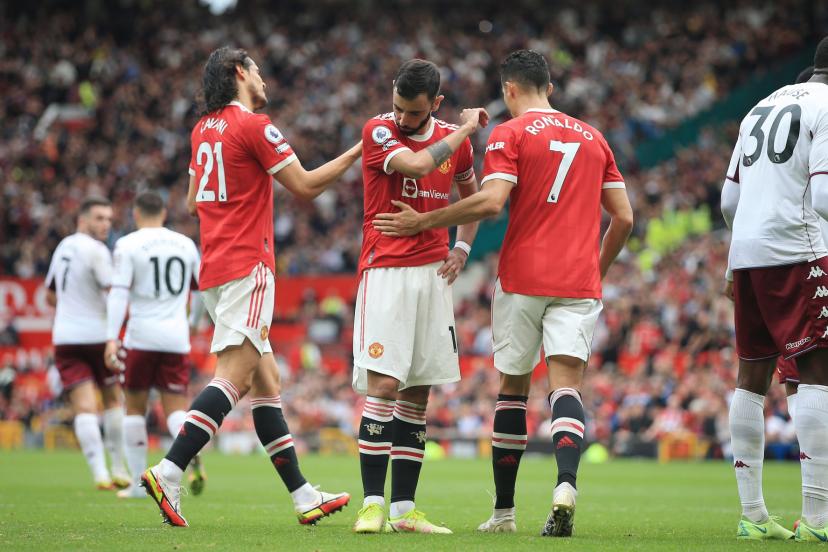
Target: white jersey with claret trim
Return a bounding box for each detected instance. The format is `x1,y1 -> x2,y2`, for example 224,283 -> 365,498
726,82 -> 828,270
111,227 -> 200,353
46,232 -> 112,345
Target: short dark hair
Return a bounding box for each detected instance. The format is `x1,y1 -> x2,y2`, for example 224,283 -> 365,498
500,50 -> 550,92
815,36 -> 828,70
796,66 -> 814,84
202,46 -> 252,114
79,196 -> 111,215
394,59 -> 441,101
134,190 -> 165,217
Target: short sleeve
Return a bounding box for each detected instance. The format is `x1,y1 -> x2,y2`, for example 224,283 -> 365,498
453,138 -> 475,182
726,135 -> 743,183
93,245 -> 113,289
602,140 -> 625,190
481,125 -> 519,186
110,240 -> 133,289
362,119 -> 411,175
810,111 -> 828,178
243,115 -> 298,177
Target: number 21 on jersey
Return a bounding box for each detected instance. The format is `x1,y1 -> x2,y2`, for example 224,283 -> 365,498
196,141 -> 228,202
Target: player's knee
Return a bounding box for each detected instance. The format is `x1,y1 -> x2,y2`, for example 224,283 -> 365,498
367,372 -> 400,400
499,374 -> 530,396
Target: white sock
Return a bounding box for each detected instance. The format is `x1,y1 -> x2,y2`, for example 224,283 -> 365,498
787,393 -> 798,423
795,384 -> 828,528
729,388 -> 769,523
290,482 -> 319,507
74,413 -> 109,482
166,410 -> 187,438
363,495 -> 385,508
103,407 -> 127,475
123,415 -> 148,485
390,500 -> 415,518
159,458 -> 184,484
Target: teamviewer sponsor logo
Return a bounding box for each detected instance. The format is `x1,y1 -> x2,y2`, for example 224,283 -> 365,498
786,337 -> 811,350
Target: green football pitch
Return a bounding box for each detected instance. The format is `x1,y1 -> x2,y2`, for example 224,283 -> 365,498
0,449 -> 803,551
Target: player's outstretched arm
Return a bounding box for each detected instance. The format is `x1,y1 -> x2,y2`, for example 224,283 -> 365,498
372,178 -> 511,237
388,108 -> 489,179
598,188 -> 634,279
277,141 -> 363,200
436,176 -> 482,284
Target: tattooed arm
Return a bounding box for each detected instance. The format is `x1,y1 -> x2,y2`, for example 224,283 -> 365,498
387,108 -> 489,179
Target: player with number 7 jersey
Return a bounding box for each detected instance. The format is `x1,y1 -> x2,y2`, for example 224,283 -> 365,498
371,50 -> 633,536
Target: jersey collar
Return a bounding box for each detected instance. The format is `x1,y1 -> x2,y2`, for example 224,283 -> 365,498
229,100 -> 252,113
525,108 -> 560,114
408,117 -> 435,142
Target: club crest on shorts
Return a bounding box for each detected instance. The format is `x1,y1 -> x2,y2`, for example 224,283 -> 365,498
368,342 -> 384,359
438,158 -> 452,174
260,325 -> 269,341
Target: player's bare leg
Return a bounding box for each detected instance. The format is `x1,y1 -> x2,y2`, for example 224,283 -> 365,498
250,353 -> 349,524
142,339 -> 257,526
793,349 -> 828,540
69,381 -> 113,489
479,373 -> 530,533
354,371 -> 398,533
541,355 -> 586,537
120,389 -> 150,498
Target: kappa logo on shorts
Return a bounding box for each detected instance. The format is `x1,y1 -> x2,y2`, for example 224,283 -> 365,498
809,266 -> 828,279
819,307 -> 828,319
814,286 -> 828,298
786,337 -> 811,350
260,325 -> 269,341
368,342 -> 384,359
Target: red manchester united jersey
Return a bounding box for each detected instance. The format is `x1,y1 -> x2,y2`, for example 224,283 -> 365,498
482,108 -> 624,298
360,114 -> 475,273
189,101 -> 297,289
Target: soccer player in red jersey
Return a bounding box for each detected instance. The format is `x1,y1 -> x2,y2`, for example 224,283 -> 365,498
351,59 -> 488,534
141,47 -> 361,528
373,50 -> 633,537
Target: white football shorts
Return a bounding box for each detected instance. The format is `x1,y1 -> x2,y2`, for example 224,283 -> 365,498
202,262 -> 274,356
491,279 -> 602,375
353,262 -> 460,393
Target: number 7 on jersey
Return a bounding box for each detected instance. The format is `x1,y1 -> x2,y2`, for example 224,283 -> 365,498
547,140 -> 580,203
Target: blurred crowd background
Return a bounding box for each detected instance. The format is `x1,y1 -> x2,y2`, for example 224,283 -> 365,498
1,0 -> 823,460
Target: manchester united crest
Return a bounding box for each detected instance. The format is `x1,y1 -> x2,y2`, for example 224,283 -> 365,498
368,342 -> 384,359
260,325 -> 269,340
438,158 -> 452,174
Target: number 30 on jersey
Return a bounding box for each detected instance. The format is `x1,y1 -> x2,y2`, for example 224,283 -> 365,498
196,141 -> 228,202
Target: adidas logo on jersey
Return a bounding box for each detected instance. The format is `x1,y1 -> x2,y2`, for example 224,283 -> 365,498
814,286 -> 828,298
496,454 -> 519,467
808,266 -> 827,279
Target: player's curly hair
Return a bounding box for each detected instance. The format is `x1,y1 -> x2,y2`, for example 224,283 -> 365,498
500,49 -> 550,92
202,46 -> 252,115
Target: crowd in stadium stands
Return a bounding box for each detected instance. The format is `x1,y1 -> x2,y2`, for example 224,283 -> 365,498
0,0 -> 819,458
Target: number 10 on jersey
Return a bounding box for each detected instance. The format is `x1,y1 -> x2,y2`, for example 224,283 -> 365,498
196,141 -> 227,202
547,141 -> 580,203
